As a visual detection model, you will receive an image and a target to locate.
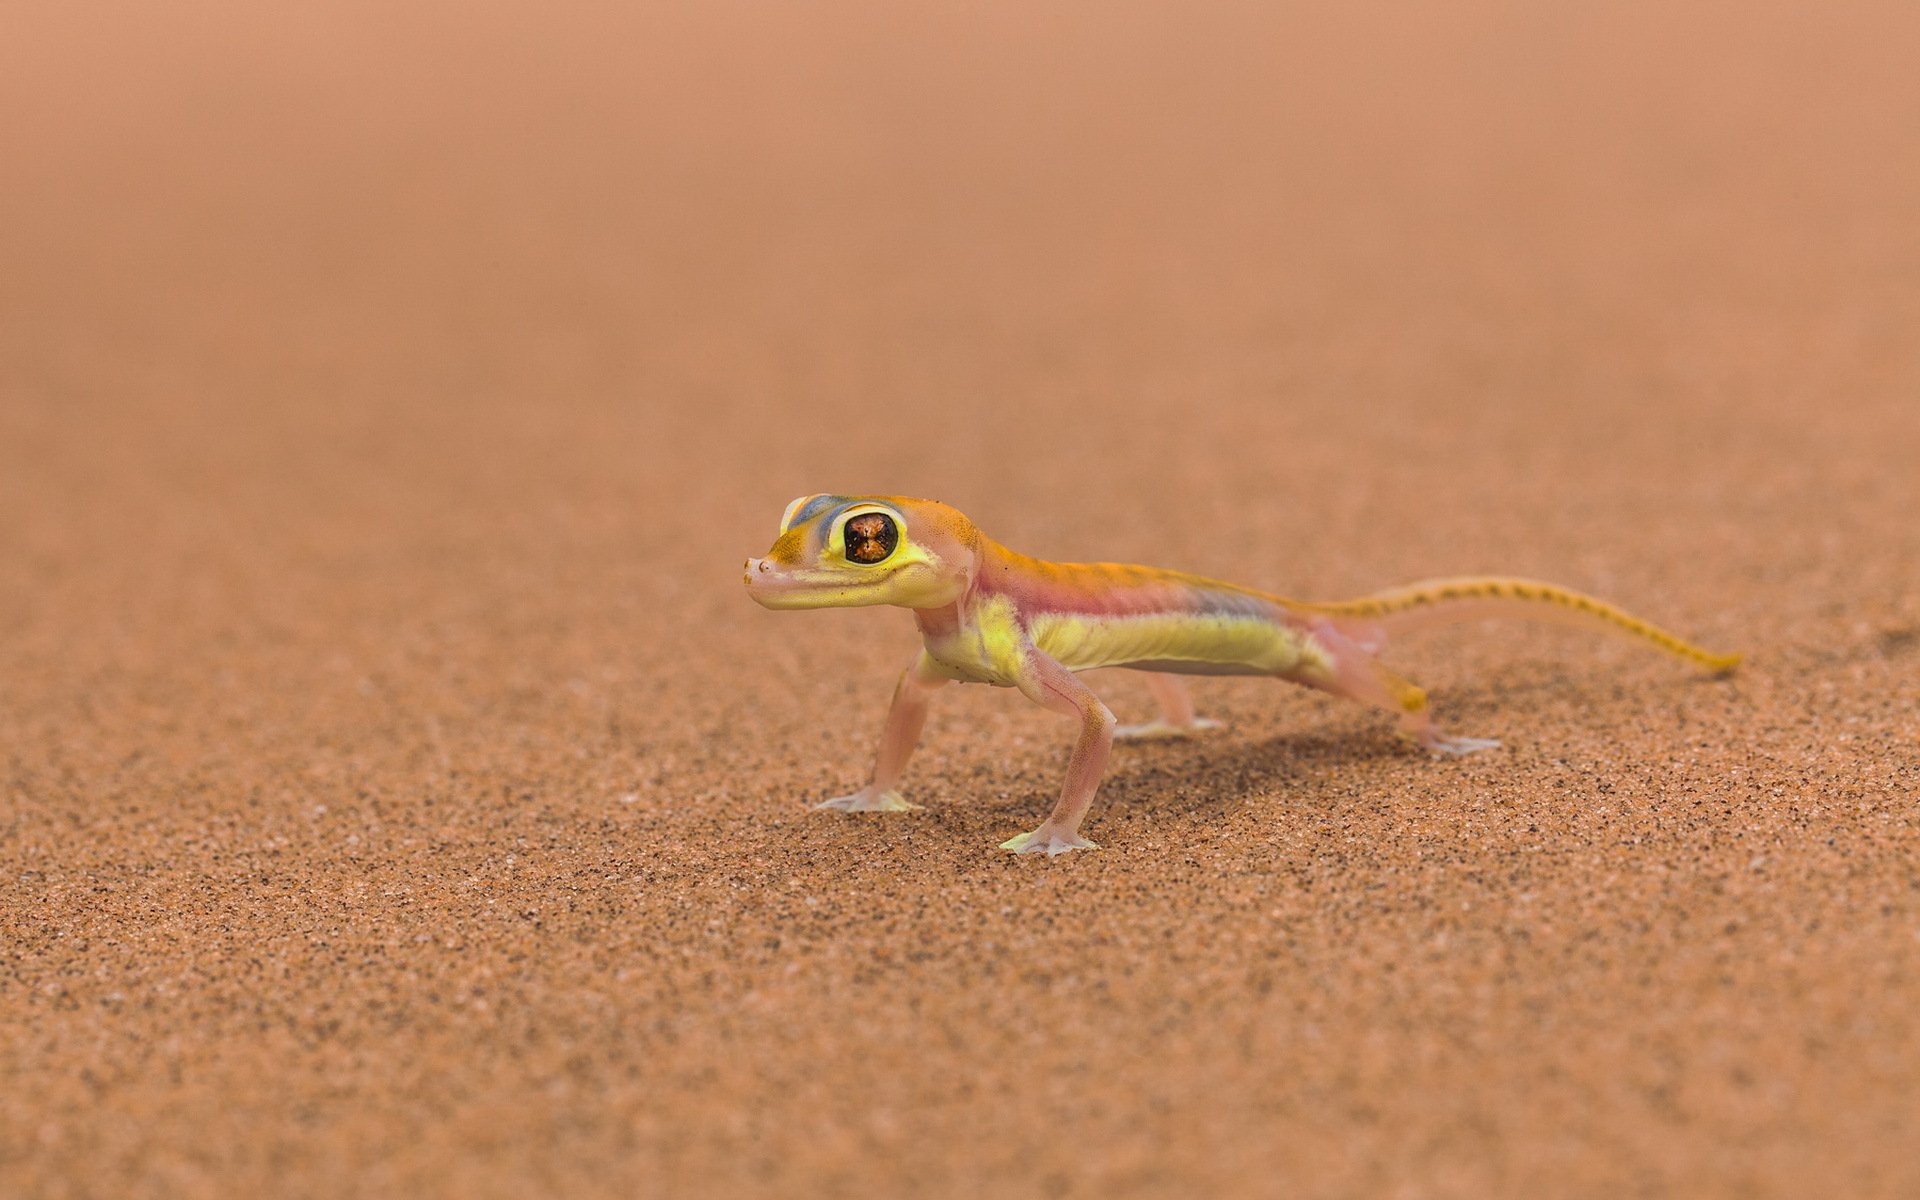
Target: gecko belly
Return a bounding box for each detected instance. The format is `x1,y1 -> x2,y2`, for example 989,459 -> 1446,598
1028,611 -> 1322,676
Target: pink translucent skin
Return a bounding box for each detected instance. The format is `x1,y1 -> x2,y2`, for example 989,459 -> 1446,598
812,659 -> 949,813
997,650 -> 1116,855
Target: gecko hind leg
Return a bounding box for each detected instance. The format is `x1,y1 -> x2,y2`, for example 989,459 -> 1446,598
1113,673 -> 1224,742
1299,625 -> 1499,756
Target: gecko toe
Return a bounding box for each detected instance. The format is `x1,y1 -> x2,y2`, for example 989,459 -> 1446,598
814,789 -> 922,812
1114,717 -> 1224,742
1424,734 -> 1501,757
999,826 -> 1100,855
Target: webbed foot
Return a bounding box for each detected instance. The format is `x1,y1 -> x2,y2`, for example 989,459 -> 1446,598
999,824 -> 1100,855
814,788 -> 921,813
1421,733 -> 1501,757
1113,716 -> 1224,742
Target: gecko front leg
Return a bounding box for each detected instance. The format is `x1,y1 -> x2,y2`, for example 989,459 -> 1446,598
815,653 -> 950,812
1114,672 -> 1224,741
1000,648 -> 1115,855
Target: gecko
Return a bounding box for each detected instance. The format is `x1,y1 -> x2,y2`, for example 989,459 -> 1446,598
743,494 -> 1740,856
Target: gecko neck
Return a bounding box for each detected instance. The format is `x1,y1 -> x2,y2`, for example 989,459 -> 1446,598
910,533 -> 1043,644
912,599 -> 967,641
908,535 -> 998,641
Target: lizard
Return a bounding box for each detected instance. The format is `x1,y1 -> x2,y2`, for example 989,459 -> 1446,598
743,494 -> 1740,856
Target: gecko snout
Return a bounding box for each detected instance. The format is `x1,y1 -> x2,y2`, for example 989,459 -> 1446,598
743,556 -> 782,600
744,554 -> 837,609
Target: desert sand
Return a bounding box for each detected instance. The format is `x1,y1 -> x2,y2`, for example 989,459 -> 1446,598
3,2 -> 1918,1196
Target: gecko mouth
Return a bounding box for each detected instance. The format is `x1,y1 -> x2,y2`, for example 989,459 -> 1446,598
743,560 -> 893,609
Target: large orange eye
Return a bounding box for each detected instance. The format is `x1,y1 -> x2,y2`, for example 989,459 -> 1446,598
843,512 -> 899,564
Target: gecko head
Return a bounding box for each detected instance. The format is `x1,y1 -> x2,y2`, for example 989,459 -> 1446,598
744,494 -> 978,610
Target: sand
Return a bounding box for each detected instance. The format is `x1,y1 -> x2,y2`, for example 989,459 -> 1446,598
3,2 -> 1918,1196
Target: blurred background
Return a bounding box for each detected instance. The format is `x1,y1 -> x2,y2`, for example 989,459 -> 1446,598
5,0 -> 1915,778
7,0 -> 1919,643
4,2 -> 1918,1196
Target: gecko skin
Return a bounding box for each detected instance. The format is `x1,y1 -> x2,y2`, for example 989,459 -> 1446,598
744,494 -> 1740,856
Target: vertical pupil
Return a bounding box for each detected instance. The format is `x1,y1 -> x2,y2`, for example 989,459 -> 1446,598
845,513 -> 897,563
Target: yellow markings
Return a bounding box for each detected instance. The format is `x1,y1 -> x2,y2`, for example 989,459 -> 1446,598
1308,576 -> 1740,673
767,527 -> 807,566
1029,611 -> 1310,675
976,595 -> 1029,680
923,594 -> 1032,686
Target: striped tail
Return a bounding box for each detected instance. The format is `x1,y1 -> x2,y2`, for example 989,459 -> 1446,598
1296,576 -> 1742,673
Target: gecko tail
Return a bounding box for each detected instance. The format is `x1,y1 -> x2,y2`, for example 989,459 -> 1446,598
1295,576 -> 1742,674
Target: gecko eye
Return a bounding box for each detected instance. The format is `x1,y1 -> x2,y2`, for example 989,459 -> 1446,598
843,512 -> 899,564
